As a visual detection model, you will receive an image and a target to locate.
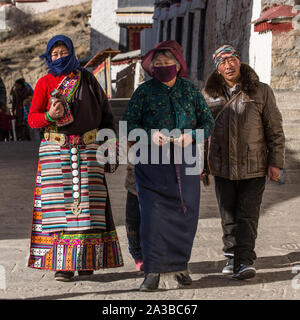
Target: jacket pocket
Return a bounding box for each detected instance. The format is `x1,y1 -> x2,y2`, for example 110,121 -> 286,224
247,143 -> 267,174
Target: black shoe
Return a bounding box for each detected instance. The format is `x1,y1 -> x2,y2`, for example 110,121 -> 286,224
232,264 -> 256,280
78,270 -> 94,279
55,271 -> 74,282
175,272 -> 193,286
139,273 -> 160,292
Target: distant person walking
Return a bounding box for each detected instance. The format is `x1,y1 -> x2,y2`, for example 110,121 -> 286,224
0,106 -> 13,142
0,77 -> 7,109
11,78 -> 33,141
202,45 -> 285,280
0,77 -> 12,141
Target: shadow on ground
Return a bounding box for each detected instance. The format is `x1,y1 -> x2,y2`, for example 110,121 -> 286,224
24,252 -> 300,300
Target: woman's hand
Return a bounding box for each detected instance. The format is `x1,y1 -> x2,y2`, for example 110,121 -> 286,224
48,99 -> 65,119
174,133 -> 193,148
152,131 -> 168,146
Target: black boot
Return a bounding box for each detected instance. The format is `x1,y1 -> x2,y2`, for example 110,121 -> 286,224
54,271 -> 74,282
139,273 -> 160,292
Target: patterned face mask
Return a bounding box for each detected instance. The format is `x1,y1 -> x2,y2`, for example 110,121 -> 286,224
153,65 -> 178,82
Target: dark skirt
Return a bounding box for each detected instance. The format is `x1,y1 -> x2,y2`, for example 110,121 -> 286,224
135,144 -> 200,274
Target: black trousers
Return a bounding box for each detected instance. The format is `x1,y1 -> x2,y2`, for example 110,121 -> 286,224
125,191 -> 143,261
214,176 -> 266,270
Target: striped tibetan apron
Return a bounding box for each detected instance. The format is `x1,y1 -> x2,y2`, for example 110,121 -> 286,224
28,130 -> 123,271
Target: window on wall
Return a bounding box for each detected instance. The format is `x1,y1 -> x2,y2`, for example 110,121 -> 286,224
128,29 -> 141,51
175,16 -> 183,45
119,26 -> 127,52
197,9 -> 206,81
166,19 -> 172,40
186,12 -> 194,68
120,25 -> 152,52
159,20 -> 165,42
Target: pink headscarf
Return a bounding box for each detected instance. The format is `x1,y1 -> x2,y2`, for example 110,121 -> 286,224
141,40 -> 187,78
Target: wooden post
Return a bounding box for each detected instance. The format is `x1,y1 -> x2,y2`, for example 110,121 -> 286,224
106,53 -> 112,99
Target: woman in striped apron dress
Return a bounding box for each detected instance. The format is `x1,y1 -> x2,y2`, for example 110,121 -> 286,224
27,35 -> 123,281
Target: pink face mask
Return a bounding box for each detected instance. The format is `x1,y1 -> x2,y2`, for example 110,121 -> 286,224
153,65 -> 178,82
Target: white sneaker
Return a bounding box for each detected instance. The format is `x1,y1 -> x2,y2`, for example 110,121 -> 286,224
222,258 -> 234,274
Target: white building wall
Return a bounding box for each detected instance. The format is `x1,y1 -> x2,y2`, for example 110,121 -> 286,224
15,0 -> 90,14
0,5 -> 7,30
90,0 -> 119,55
249,0 -> 272,85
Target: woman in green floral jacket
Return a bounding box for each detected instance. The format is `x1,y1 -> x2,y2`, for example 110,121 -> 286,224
123,40 -> 214,291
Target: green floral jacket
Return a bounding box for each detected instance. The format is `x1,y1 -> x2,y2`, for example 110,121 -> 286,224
123,77 -> 214,141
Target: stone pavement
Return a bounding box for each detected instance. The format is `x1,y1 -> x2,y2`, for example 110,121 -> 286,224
0,141 -> 300,300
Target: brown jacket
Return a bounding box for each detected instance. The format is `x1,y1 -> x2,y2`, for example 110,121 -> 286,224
202,64 -> 285,180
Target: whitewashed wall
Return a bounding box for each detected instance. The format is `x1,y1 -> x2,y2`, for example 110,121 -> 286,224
0,5 -> 7,30
249,0 -> 272,85
90,0 -> 119,55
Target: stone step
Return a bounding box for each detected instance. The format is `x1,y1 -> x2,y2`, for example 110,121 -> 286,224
283,122 -> 300,138
284,158 -> 300,169
281,108 -> 300,121
282,169 -> 300,184
275,90 -> 300,109
284,139 -> 300,169
285,139 -> 300,152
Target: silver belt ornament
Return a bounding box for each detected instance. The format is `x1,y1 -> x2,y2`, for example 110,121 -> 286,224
70,146 -> 82,216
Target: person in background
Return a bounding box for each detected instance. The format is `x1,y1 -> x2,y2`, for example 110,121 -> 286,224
0,106 -> 13,142
11,78 -> 33,141
0,77 -> 7,109
0,77 -> 11,141
202,45 -> 285,280
124,163 -> 143,272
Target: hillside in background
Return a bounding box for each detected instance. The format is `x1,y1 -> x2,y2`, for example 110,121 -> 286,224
0,1 -> 91,107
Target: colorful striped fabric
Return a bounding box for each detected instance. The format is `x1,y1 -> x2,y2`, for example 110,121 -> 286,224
213,45 -> 240,69
39,140 -> 107,233
28,163 -> 123,271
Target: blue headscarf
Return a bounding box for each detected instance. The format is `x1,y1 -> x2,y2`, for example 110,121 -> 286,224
40,35 -> 80,76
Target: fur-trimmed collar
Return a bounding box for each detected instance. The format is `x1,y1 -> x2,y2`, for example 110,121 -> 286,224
204,63 -> 260,99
